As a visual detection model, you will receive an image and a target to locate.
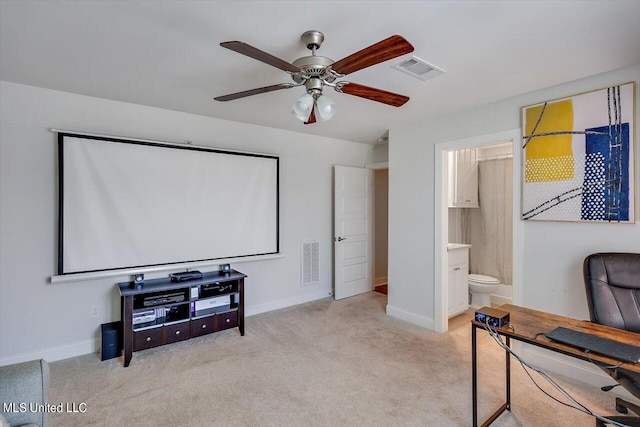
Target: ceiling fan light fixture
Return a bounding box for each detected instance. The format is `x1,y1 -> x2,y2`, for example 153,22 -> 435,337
315,94 -> 336,122
217,32 -> 414,124
292,93 -> 315,121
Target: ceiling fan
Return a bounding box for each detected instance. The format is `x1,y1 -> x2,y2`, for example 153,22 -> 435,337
214,31 -> 414,124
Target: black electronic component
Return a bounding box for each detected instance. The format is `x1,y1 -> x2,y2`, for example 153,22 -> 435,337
475,307 -> 510,328
143,292 -> 185,307
101,321 -> 122,361
130,273 -> 145,289
200,281 -> 237,298
170,271 -> 203,282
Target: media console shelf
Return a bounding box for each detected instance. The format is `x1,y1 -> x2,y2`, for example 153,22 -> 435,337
118,270 -> 246,367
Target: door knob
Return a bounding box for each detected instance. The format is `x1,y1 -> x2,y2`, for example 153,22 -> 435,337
335,237 -> 347,242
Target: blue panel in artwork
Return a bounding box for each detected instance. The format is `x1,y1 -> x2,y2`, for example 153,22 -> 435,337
581,123 -> 630,221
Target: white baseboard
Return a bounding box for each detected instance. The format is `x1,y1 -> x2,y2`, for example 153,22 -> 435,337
1,290 -> 331,366
386,304 -> 434,329
374,276 -> 388,286
0,339 -> 98,366
490,294 -> 512,306
245,289 -> 331,317
490,284 -> 512,306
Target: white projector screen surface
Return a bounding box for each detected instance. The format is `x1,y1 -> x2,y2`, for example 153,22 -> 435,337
59,134 -> 279,274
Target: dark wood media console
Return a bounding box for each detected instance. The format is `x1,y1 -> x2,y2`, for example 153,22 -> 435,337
118,270 -> 246,367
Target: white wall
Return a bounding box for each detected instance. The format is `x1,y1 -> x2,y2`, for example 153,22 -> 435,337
388,64 -> 640,327
0,81 -> 372,365
370,143 -> 389,164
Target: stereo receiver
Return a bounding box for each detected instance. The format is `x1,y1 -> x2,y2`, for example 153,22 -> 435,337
133,309 -> 156,325
474,307 -> 510,328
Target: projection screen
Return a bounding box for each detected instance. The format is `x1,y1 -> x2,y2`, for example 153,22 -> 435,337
58,133 -> 279,275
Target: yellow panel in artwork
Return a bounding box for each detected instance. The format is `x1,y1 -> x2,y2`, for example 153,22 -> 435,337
524,99 -> 574,182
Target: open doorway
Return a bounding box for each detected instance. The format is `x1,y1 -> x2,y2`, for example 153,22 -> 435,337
434,129 -> 523,333
373,168 -> 388,295
446,142 -> 513,330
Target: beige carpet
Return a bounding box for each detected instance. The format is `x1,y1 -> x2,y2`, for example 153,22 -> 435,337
49,292 -> 617,426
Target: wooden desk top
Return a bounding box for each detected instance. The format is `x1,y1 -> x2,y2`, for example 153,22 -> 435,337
472,304 -> 640,373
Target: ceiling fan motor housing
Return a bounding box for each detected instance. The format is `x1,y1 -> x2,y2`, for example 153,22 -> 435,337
301,30 -> 324,50
304,77 -> 324,97
291,55 -> 335,84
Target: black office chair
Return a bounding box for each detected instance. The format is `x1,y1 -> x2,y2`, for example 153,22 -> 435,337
584,252 -> 640,427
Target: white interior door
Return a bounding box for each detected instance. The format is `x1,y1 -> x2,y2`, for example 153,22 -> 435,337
334,165 -> 373,300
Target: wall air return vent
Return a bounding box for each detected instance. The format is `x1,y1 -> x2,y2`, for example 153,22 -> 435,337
391,56 -> 445,81
301,241 -> 319,286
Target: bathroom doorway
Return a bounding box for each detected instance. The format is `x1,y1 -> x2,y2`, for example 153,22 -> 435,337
434,129 -> 523,333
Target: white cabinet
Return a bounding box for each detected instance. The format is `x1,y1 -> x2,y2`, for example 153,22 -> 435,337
448,244 -> 470,318
448,149 -> 479,208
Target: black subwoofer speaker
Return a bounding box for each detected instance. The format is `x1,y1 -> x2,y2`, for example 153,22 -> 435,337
101,321 -> 122,361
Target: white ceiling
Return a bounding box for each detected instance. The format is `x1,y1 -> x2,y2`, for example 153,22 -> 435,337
2,1 -> 639,144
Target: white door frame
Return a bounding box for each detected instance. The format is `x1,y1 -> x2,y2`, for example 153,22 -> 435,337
434,128 -> 523,333
367,162 -> 389,289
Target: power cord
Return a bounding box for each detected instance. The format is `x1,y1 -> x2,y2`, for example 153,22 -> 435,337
582,349 -> 626,370
480,319 -> 627,427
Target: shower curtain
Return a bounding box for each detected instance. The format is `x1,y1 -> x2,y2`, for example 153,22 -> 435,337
467,158 -> 513,285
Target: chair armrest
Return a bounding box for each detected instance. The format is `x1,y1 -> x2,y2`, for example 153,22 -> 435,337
0,359 -> 49,427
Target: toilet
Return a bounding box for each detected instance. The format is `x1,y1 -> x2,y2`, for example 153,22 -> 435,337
468,274 -> 500,308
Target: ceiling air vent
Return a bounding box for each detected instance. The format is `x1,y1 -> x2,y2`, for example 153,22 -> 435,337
392,56 -> 445,81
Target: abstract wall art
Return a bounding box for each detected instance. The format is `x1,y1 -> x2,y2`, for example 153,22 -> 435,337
521,82 -> 635,222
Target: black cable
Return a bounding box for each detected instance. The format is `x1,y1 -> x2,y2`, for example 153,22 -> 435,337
484,321 -> 590,413
484,321 -> 625,426
485,323 -> 591,414
480,319 -> 627,427
518,357 -> 591,413
583,349 -> 625,370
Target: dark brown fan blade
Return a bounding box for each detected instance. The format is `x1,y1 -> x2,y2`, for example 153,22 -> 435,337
214,83 -> 294,102
304,105 -> 317,125
331,35 -> 414,75
221,41 -> 301,73
339,82 -> 409,107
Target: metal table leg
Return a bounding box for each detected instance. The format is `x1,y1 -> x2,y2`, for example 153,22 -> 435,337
472,323 -> 511,426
